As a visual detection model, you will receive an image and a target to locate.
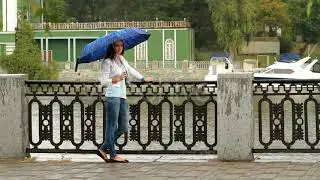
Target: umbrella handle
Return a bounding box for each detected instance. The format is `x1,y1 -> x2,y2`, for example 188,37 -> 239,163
75,58 -> 79,72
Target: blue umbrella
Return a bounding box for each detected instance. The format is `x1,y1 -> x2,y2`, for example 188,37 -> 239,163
210,52 -> 229,59
75,28 -> 151,71
278,53 -> 301,63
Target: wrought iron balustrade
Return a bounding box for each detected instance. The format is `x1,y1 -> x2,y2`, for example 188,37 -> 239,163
25,80 -> 217,154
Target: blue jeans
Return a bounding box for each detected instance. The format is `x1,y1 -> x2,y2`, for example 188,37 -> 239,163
100,97 -> 129,158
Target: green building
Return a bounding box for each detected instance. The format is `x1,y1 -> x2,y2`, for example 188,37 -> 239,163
0,1 -> 195,69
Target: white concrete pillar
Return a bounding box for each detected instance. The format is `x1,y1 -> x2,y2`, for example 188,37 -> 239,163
217,72 -> 254,161
2,0 -> 17,32
45,38 -> 49,63
0,74 -> 28,159
68,38 -> 71,62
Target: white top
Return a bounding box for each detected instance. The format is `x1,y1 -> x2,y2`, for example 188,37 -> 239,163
100,55 -> 144,99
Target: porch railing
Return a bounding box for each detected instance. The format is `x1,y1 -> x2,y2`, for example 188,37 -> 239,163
32,21 -> 191,30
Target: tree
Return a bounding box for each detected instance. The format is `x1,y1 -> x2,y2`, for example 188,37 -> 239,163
256,0 -> 290,37
19,0 -> 42,23
183,0 -> 216,48
307,0 -> 320,16
65,0 -> 216,49
207,0 -> 257,61
288,0 -> 320,54
43,0 -> 68,23
65,0 -> 106,22
0,16 -> 58,80
20,0 -> 69,23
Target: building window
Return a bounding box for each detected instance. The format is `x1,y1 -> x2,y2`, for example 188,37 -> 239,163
136,42 -> 146,60
165,39 -> 175,61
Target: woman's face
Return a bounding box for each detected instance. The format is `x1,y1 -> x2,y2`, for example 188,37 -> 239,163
114,41 -> 123,55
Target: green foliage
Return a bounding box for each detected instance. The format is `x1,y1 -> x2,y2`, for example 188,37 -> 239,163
307,0 -> 320,17
0,17 -> 58,80
64,0 -> 215,48
280,37 -> 295,53
16,0 -> 320,59
0,19 -> 3,31
207,0 -> 257,60
289,0 -> 320,43
256,0 -> 290,37
43,0 -> 68,23
21,0 -> 69,23
194,49 -> 212,61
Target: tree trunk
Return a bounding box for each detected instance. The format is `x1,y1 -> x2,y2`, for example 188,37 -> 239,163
229,47 -> 238,62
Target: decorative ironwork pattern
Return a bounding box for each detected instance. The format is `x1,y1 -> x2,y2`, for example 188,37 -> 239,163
253,79 -> 320,153
26,80 -> 217,154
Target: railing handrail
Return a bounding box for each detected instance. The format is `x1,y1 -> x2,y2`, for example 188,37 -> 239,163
31,21 -> 191,30
253,79 -> 320,83
25,79 -> 320,84
25,79 -> 218,154
25,80 -> 218,85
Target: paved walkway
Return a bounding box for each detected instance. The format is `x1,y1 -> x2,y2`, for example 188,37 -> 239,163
0,154 -> 320,180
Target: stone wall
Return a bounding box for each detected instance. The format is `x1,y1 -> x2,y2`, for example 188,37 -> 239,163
0,75 -> 28,159
0,73 -> 256,161
239,37 -> 280,55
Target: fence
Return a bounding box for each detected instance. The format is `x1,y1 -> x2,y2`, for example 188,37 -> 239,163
253,79 -> 320,153
25,80 -> 217,154
3,74 -> 320,160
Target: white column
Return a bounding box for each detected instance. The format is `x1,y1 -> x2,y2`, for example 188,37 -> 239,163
2,0 -> 7,31
162,30 -> 165,68
217,72 -> 254,161
73,38 -> 76,68
2,0 -> 18,31
40,39 -> 43,60
68,38 -> 71,62
174,29 -> 177,69
45,38 -> 49,63
7,0 -> 17,31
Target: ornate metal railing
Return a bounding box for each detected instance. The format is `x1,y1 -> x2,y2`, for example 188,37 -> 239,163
32,21 -> 191,30
25,81 -> 217,154
253,79 -> 320,153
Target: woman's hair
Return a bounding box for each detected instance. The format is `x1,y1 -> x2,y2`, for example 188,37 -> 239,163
105,41 -> 124,60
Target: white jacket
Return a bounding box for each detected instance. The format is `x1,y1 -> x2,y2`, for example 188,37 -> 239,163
100,55 -> 144,98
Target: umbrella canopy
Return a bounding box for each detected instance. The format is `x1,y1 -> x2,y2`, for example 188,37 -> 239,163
75,28 -> 151,71
210,52 -> 229,59
278,53 -> 301,63
210,52 -> 230,63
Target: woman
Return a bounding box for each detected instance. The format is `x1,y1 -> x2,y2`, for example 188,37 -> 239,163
97,40 -> 152,163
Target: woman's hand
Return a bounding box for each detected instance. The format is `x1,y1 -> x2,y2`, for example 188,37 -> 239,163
112,75 -> 122,84
112,72 -> 128,84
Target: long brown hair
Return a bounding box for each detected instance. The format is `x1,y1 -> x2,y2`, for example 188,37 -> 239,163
105,41 -> 125,60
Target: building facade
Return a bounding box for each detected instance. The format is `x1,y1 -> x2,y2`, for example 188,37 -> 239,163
0,0 -> 195,69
